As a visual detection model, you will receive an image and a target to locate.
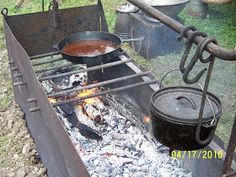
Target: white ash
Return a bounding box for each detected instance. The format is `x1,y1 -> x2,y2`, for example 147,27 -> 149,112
68,72 -> 87,87
41,71 -> 192,177
39,66 -> 87,94
56,99 -> 192,177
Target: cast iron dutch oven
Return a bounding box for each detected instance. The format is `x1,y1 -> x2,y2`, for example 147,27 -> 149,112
150,86 -> 222,150
54,31 -> 143,66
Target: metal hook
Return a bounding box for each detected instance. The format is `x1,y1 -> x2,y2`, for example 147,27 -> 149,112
1,8 -> 8,17
185,31 -> 208,45
176,25 -> 196,41
198,37 -> 218,63
182,31 -> 209,84
177,26 -> 196,73
183,54 -> 207,84
179,31 -> 207,74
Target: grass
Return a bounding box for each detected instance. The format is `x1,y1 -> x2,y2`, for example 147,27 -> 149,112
180,3 -> 236,49
0,0 -> 235,145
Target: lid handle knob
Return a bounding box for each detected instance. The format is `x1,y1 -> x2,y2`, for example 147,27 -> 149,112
176,96 -> 197,110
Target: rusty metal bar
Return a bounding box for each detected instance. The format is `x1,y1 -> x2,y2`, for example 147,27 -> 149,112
52,80 -> 158,107
39,59 -> 132,81
13,82 -> 27,86
11,67 -> 19,71
35,63 -> 74,74
222,115 -> 236,176
52,0 -> 59,28
8,60 -> 15,64
42,0 -> 44,12
30,51 -> 59,60
222,171 -> 236,177
14,74 -> 23,78
32,57 -> 65,66
127,0 -> 236,61
47,71 -> 150,97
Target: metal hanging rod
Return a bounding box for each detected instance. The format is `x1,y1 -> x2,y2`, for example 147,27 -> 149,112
127,0 -> 236,61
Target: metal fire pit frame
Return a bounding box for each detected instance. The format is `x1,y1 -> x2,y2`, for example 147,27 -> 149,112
2,1 -> 159,176
2,1 -> 236,177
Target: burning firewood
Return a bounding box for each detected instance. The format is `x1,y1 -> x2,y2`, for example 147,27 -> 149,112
82,104 -> 103,124
75,88 -> 108,124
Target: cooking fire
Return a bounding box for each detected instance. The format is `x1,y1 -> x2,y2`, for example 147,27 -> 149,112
42,66 -> 192,177
3,0 -> 236,176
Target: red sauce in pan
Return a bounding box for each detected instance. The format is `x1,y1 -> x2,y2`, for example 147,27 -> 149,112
62,40 -> 118,57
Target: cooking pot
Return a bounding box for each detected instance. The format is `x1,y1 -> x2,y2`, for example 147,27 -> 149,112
150,86 -> 222,150
114,3 -> 139,39
144,0 -> 189,17
54,31 -> 143,65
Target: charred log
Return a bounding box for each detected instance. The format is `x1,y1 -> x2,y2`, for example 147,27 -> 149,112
78,123 -> 103,141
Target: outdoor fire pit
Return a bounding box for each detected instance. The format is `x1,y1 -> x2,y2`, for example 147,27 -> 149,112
2,0 -> 236,177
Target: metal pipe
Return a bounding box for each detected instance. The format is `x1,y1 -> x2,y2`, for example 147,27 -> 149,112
222,115 -> 236,175
47,71 -> 150,97
39,59 -> 132,81
127,0 -> 236,61
52,80 -> 158,107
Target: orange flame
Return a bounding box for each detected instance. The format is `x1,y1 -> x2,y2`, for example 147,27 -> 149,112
76,88 -> 100,105
48,84 -> 101,108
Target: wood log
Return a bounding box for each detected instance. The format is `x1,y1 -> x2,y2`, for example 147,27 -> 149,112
15,0 -> 25,10
78,123 -> 103,141
82,104 -> 102,124
80,98 -> 108,124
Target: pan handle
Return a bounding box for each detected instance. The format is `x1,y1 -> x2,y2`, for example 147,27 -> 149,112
121,37 -> 144,43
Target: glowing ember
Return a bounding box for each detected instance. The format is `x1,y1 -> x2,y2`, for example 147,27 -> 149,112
143,116 -> 151,124
48,97 -> 57,104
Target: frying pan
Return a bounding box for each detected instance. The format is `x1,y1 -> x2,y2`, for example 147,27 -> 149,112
54,31 -> 143,65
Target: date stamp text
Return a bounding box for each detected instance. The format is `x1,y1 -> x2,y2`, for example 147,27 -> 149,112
171,150 -> 224,159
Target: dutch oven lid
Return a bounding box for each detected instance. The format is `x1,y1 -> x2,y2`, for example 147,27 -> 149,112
151,87 -> 221,124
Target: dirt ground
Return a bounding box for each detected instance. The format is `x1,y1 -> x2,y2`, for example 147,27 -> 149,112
0,46 -> 47,176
